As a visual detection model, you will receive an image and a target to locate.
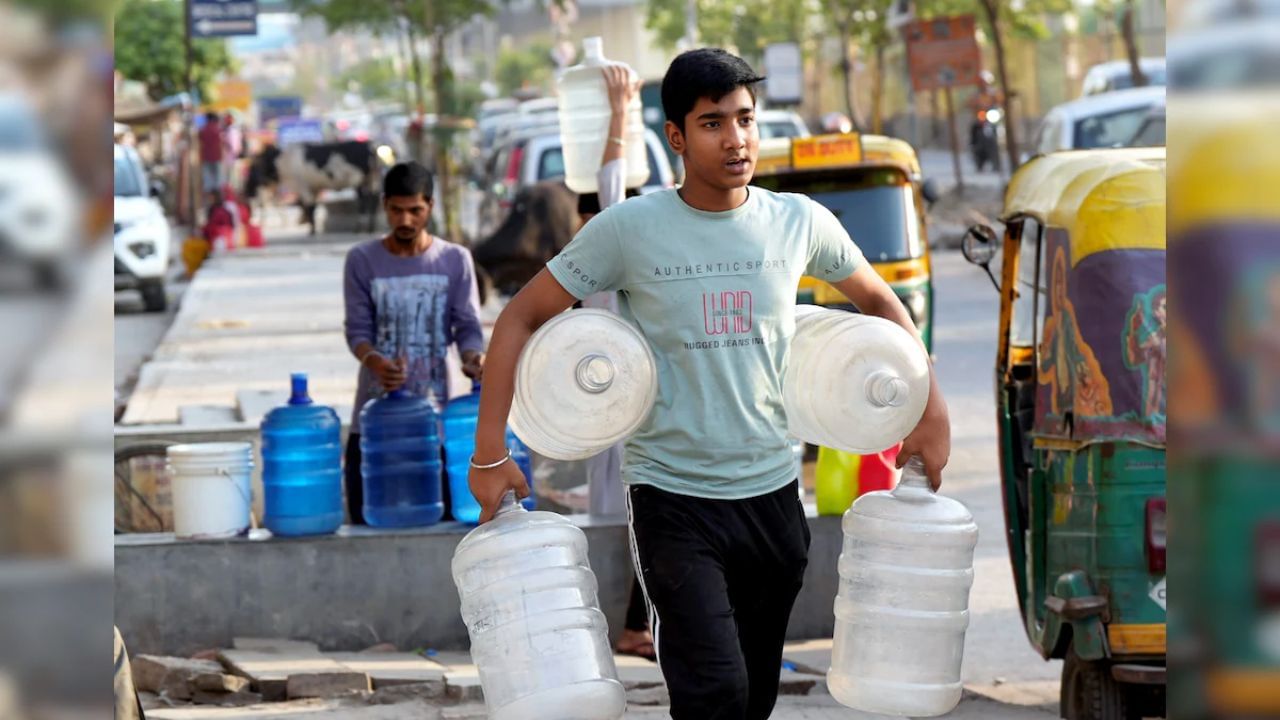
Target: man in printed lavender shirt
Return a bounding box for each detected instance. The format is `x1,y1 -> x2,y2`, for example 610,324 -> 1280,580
343,162 -> 485,524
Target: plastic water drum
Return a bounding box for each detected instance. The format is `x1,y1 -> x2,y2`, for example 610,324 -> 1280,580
510,309 -> 657,461
785,306 -> 930,454
557,36 -> 649,194
829,456 -> 978,716
259,373 -> 343,536
167,442 -> 254,539
453,492 -> 626,720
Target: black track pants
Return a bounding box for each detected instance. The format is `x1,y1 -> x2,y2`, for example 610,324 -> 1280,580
626,480 -> 811,720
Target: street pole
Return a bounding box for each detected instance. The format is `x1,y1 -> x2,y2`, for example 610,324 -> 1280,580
185,0 -> 197,235
943,82 -> 964,195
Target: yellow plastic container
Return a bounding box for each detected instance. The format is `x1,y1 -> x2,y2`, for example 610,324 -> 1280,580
815,446 -> 861,516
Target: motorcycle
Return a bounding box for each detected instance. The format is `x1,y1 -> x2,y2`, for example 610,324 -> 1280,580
970,106 -> 1003,173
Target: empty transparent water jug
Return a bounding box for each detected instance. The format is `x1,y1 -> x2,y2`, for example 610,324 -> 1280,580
510,309 -> 657,461
828,457 -> 979,716
557,36 -> 649,194
785,306 -> 930,454
260,373 -> 343,536
452,492 -> 625,720
359,389 -> 444,527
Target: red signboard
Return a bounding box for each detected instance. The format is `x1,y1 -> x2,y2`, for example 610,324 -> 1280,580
903,16 -> 982,92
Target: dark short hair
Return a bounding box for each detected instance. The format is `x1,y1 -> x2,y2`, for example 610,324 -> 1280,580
661,49 -> 766,132
204,111 -> 218,122
383,162 -> 434,200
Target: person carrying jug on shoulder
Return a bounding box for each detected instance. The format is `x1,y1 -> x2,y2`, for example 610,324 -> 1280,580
469,48 -> 951,720
576,64 -> 653,663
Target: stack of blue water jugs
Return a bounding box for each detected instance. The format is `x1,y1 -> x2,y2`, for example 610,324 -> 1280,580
262,375 -> 532,531
443,382 -> 534,525
260,373 -> 344,536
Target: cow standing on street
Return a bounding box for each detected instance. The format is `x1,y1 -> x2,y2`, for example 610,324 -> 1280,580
244,140 -> 381,235
470,180 -> 578,297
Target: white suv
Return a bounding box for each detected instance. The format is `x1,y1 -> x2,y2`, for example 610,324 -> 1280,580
0,93 -> 79,289
113,143 -> 171,311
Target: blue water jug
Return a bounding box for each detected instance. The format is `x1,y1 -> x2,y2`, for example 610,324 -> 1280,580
443,383 -> 535,524
359,388 -> 444,527
260,373 -> 343,536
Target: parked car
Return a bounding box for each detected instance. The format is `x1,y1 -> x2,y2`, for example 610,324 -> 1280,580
476,127 -> 675,238
114,143 -> 171,311
1127,104 -> 1166,147
0,93 -> 78,290
1027,85 -> 1165,158
757,109 -> 811,139
1168,18 -> 1280,90
1079,58 -> 1167,96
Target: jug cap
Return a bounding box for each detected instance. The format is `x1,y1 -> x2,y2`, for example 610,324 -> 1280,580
510,309 -> 657,461
288,373 -> 313,406
846,456 -> 975,528
785,308 -> 930,454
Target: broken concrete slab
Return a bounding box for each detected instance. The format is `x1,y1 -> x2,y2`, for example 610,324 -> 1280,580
231,638 -> 322,654
325,653 -> 446,688
781,638 -> 833,676
613,654 -> 665,689
193,673 -> 251,694
442,670 -> 483,703
145,698 -> 443,720
286,672 -> 372,700
190,690 -> 264,707
778,670 -> 827,696
625,684 -> 670,706
367,682 -> 447,705
218,649 -> 351,701
133,655 -> 225,697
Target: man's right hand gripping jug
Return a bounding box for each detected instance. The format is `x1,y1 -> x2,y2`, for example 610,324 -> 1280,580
828,456 -> 979,716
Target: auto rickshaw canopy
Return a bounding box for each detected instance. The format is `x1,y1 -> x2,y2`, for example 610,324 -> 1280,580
1001,148 -> 1167,448
1002,148 -> 1166,268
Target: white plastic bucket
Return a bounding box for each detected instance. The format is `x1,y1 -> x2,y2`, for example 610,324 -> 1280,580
167,442 -> 254,539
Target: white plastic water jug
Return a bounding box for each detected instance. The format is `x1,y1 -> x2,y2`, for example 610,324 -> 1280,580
510,308 -> 657,461
828,457 -> 979,716
452,492 -> 626,720
557,36 -> 649,193
785,306 -> 931,454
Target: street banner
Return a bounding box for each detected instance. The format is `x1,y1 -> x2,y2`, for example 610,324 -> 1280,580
903,16 -> 981,92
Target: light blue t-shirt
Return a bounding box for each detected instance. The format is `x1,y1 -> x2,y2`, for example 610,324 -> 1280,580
547,187 -> 865,500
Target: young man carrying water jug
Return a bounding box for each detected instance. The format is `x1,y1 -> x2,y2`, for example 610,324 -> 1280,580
469,49 -> 951,719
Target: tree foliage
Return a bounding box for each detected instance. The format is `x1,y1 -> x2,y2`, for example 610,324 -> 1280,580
645,0 -> 809,66
113,0 -> 236,101
495,42 -> 554,97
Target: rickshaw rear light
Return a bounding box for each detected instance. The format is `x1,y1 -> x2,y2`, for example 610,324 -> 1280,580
1145,497 -> 1166,574
1258,520 -> 1280,607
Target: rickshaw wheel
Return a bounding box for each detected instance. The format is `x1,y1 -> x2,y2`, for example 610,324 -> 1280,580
1061,646 -> 1135,720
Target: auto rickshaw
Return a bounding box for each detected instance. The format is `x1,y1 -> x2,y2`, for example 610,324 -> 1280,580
1165,96 -> 1280,719
961,147 -> 1167,720
752,133 -> 940,352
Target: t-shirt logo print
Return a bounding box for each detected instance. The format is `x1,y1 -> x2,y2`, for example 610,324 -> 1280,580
703,291 -> 753,336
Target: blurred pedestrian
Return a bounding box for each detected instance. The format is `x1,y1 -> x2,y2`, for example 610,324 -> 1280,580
222,112 -> 243,190
342,162 -> 486,524
578,63 -> 653,661
197,111 -> 223,198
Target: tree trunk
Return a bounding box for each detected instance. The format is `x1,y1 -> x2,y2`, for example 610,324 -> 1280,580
1120,0 -> 1148,87
403,21 -> 426,116
979,0 -> 1020,171
839,27 -> 863,132
430,28 -> 460,244
872,42 -> 886,134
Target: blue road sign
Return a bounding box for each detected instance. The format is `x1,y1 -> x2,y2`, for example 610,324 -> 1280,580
258,96 -> 303,123
190,0 -> 258,38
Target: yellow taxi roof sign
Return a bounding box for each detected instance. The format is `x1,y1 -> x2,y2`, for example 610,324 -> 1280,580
792,133 -> 864,170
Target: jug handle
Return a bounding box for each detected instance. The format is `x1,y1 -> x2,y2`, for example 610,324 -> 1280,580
894,455 -> 935,494
494,490 -> 525,518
